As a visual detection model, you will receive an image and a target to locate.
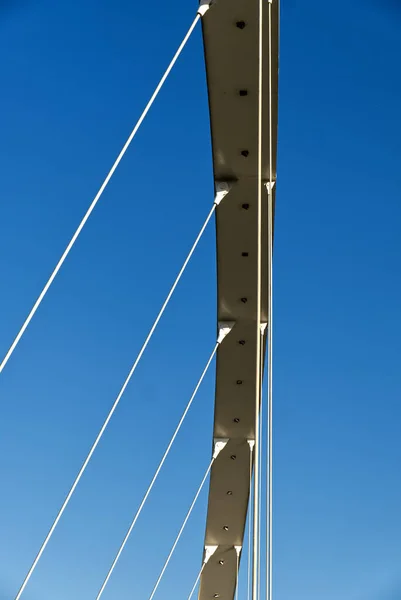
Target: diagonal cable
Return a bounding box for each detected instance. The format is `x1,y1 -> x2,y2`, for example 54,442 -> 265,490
147,457 -> 217,600
187,565 -> 205,600
187,544 -> 218,600
252,0 -> 265,595
236,553 -> 240,600
234,546 -> 241,600
1,2 -> 211,376
147,464 -> 212,600
13,193 -> 223,600
247,441 -> 254,600
266,5 -> 275,600
94,344 -> 219,600
258,326 -> 266,600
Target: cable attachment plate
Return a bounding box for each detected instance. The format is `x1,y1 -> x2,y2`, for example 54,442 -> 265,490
213,438 -> 228,459
247,439 -> 255,452
214,181 -> 231,206
204,545 -> 218,564
234,545 -> 242,556
260,322 -> 267,335
265,181 -> 276,194
197,0 -> 212,17
217,321 -> 235,344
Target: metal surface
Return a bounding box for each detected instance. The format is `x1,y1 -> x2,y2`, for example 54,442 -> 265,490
199,0 -> 279,598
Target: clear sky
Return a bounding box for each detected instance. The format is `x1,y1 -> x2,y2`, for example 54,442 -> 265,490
1,1 -> 401,599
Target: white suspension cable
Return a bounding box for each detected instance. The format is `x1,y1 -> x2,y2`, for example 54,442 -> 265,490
188,565 -> 204,600
258,395 -> 262,600
147,441 -> 226,600
13,187 -> 227,600
148,466 -> 211,600
234,546 -> 241,600
247,441 -> 254,600
266,4 -> 274,600
236,556 -> 239,600
94,350 -> 231,600
258,326 -> 266,600
252,0 -> 264,598
0,3 -> 212,376
187,544 -> 217,600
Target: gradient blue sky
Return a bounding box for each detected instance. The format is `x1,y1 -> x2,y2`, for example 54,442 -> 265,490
1,1 -> 401,599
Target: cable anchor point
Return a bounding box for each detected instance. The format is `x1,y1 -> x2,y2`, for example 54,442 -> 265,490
197,0 -> 212,17
217,321 -> 235,344
214,181 -> 231,206
213,438 -> 229,459
204,545 -> 218,563
247,439 -> 255,452
265,181 -> 276,194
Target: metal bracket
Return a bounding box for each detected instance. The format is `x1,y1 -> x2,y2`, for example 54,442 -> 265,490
214,181 -> 231,206
260,323 -> 267,335
247,439 -> 255,452
204,545 -> 218,564
217,321 -> 235,344
234,545 -> 242,556
197,0 -> 212,17
265,181 -> 276,194
213,438 -> 229,459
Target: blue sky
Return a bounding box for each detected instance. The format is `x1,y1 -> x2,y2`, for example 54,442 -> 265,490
0,1 -> 401,599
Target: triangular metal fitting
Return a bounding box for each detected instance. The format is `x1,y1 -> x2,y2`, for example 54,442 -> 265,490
197,0 -> 212,17
260,322 -> 267,335
234,545 -> 242,556
247,439 -> 255,452
265,181 -> 276,194
217,321 -> 235,344
214,181 -> 231,206
204,545 -> 218,564
213,438 -> 229,459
